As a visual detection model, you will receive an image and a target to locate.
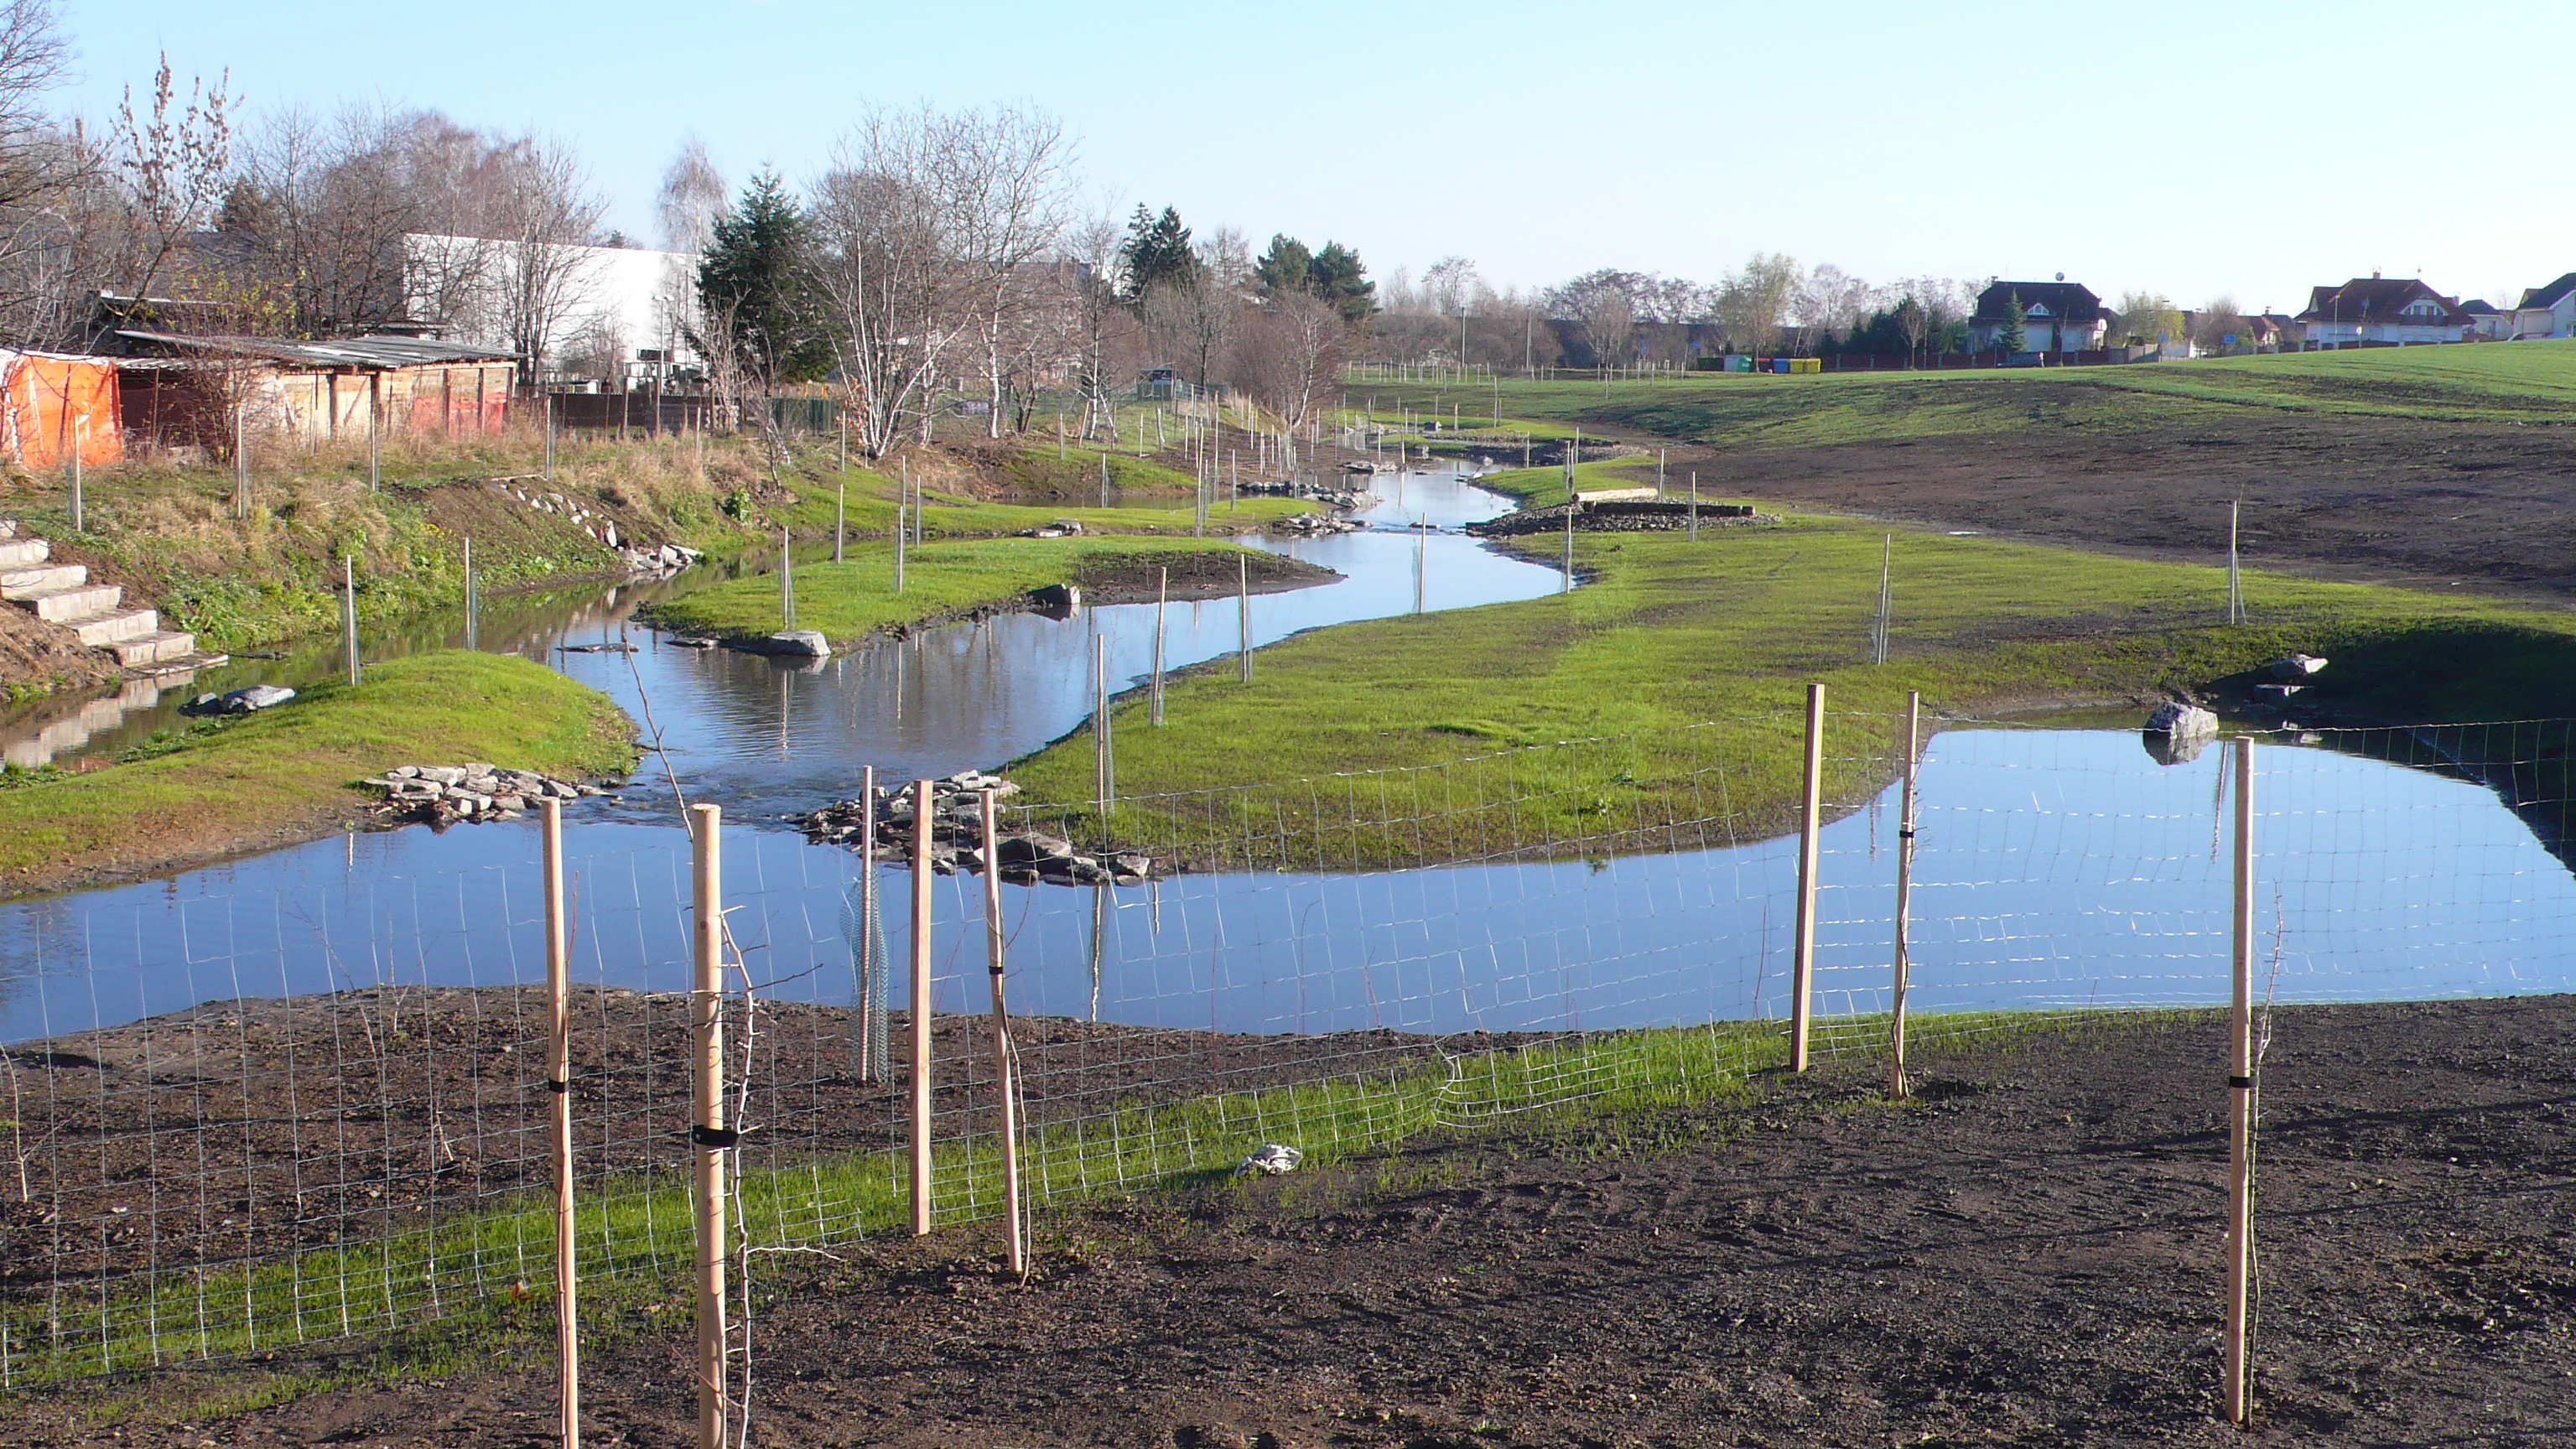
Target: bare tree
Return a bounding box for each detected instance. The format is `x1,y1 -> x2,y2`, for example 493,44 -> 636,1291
486,136 -> 605,385
106,53 -> 236,307
1060,207 -> 1136,439
1142,274 -> 1238,389
943,105 -> 1073,439
1545,268 -> 1640,368
1796,263 -> 1879,351
652,137 -> 724,371
808,107 -> 971,460
1235,288 -> 1343,432
1715,252 -> 1801,355
2192,293 -> 2246,354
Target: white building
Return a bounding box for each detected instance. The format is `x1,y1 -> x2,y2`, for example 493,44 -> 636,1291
2293,277 -> 2470,347
403,235 -> 699,381
2510,273 -> 2576,340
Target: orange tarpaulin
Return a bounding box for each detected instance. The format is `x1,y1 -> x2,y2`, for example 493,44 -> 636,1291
1,351 -> 122,471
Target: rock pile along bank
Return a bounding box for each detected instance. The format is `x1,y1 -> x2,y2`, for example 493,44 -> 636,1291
797,771 -> 1153,885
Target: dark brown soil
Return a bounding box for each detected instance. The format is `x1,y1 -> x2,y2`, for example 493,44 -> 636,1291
1675,404 -> 2576,600
10,995 -> 2573,1446
0,987 -> 1469,1299
1076,548 -> 1340,603
0,607 -> 119,706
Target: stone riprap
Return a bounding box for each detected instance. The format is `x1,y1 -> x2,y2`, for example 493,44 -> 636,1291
363,763 -> 607,826
1467,501 -> 1773,538
796,770 -> 1153,885
481,480 -> 700,577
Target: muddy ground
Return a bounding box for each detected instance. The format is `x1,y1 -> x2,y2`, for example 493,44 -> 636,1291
1667,405 -> 2576,600
8,995 -> 2573,1446
0,986 -> 1473,1295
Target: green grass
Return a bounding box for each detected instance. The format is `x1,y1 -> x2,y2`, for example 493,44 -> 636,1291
636,534 -> 1294,644
0,652 -> 635,899
1332,340 -> 2576,455
0,1006 -> 2118,1393
1002,509 -> 2576,868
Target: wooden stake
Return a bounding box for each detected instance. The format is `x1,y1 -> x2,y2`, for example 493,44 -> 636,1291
1888,691 -> 1920,1099
368,374 -> 381,494
342,557 -> 360,686
688,802 -> 727,1449
780,528 -> 794,630
1790,683 -> 1824,1072
979,790 -> 1025,1275
910,779 -> 935,1235
543,798 -> 580,1449
1237,554 -> 1252,683
2224,734 -> 2257,1424
1151,566 -> 1166,726
857,765 -> 878,1082
834,482 -> 845,565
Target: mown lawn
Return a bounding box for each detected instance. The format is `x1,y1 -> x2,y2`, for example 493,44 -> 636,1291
0,652 -> 635,899
637,535 -> 1302,644
1003,508 -> 2576,867
1334,339 -> 2576,453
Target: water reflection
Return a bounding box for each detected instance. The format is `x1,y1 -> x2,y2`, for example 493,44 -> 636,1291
11,730 -> 2574,1045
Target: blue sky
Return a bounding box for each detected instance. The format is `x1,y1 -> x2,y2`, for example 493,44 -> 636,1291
57,0 -> 2576,311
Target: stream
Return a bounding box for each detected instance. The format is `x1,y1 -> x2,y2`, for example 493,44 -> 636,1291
5,471 -> 2573,1042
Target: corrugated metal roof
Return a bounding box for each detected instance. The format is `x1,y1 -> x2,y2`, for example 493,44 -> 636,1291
113,330 -> 518,369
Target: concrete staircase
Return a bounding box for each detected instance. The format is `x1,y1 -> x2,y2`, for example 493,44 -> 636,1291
0,521 -> 226,673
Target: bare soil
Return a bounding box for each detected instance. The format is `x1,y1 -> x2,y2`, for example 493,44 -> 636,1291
1671,403 -> 2576,600
8,995 -> 2573,1446
0,987 -> 1472,1298
0,607 -> 119,708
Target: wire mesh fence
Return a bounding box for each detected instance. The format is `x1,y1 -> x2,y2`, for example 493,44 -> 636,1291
6,709 -> 2576,1389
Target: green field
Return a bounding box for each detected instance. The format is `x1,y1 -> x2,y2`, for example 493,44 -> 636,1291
0,652 -> 636,899
638,533 -> 1301,644
1337,340 -> 2576,454
1005,506 -> 2576,868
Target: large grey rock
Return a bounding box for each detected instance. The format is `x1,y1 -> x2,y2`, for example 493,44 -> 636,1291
2145,702 -> 2218,738
765,630 -> 831,658
2267,654 -> 2328,680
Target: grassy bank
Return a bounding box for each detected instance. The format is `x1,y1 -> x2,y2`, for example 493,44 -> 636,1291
0,652 -> 634,900
5,424 -> 1274,665
1003,508 -> 2576,867
637,534 -> 1322,646
1339,340 -> 2576,454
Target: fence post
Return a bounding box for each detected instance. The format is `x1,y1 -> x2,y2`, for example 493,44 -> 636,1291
2224,735 -> 2257,1425
234,404 -> 248,519
544,394 -> 555,481
1093,635 -> 1114,818
69,419 -> 82,532
342,557 -> 361,686
856,765 -> 879,1081
688,802 -> 728,1449
910,778 -> 935,1235
1237,554 -> 1252,683
463,535 -> 476,652
1888,690 -> 1920,1099
834,482 -> 845,565
542,797 -> 580,1449
779,528 -> 795,630
1150,567 -> 1167,726
979,790 -> 1026,1274
368,374 -> 381,494
1791,683 -> 1824,1072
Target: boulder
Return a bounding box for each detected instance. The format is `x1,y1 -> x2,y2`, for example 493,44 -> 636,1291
2144,702 -> 2218,738
2267,654 -> 2328,680
765,630 -> 832,658
1028,583 -> 1081,618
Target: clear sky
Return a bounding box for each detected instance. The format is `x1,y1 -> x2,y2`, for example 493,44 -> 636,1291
55,0 -> 2576,312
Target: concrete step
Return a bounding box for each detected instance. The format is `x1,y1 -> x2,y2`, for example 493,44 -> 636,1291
19,582 -> 122,622
70,606 -> 156,646
0,563 -> 86,599
0,538 -> 46,568
132,650 -> 227,677
109,630 -> 200,667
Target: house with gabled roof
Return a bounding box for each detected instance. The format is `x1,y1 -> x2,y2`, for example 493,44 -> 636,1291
2294,277 -> 2470,347
2510,273 -> 2576,340
1966,279 -> 2106,354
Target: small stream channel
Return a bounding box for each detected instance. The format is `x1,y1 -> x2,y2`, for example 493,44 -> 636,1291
6,471 -> 2574,1042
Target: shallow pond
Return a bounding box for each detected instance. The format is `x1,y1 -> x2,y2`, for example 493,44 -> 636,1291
8,727 -> 2568,1044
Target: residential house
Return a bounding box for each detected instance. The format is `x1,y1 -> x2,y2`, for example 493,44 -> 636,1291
2462,299 -> 2513,340
2510,273 -> 2576,340
1967,280 -> 2106,354
2294,277 -> 2470,347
